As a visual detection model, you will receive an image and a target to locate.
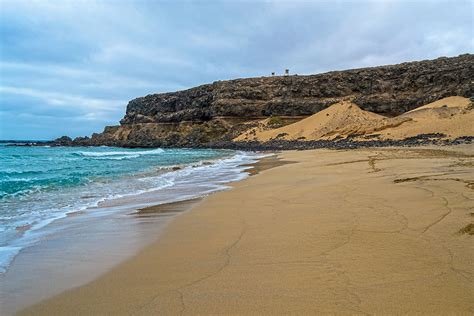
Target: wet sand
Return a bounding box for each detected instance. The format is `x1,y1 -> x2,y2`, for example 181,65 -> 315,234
19,146 -> 474,315
241,154 -> 295,176
136,198 -> 203,216
1,200 -> 178,315
1,156 -> 268,315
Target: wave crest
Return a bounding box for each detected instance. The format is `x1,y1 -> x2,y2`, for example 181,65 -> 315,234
75,148 -> 164,158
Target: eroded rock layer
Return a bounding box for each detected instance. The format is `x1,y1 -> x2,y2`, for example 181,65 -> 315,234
65,54 -> 473,147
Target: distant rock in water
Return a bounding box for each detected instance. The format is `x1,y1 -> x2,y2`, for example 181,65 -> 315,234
54,136 -> 73,146
57,54 -> 474,148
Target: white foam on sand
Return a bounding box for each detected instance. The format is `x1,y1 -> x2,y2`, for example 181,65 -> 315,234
0,151 -> 265,275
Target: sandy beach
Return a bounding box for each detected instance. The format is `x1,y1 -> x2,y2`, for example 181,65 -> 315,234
19,146 -> 474,315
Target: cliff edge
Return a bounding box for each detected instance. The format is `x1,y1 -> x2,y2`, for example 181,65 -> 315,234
60,54 -> 473,147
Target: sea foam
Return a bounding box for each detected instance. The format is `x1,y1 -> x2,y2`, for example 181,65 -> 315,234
76,148 -> 164,157
0,146 -> 264,274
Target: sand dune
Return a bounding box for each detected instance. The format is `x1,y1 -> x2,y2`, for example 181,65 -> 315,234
375,96 -> 474,140
235,96 -> 473,142
234,101 -> 400,141
406,96 -> 472,112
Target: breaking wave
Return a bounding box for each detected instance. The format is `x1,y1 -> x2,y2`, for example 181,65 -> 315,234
75,148 -> 164,157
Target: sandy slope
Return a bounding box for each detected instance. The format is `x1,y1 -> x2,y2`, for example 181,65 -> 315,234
373,96 -> 474,140
235,96 -> 473,142
19,146 -> 474,315
234,101 -> 393,141
406,96 -> 472,112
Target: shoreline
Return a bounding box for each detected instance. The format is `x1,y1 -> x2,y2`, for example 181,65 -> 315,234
18,145 -> 474,314
12,134 -> 474,150
0,149 -> 260,273
0,151 -> 267,315
0,146 -> 238,275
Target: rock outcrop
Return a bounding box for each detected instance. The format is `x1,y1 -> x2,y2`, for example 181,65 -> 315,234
64,54 -> 474,147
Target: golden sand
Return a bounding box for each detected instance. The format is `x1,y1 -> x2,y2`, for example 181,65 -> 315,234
235,100 -> 390,141
19,145 -> 474,315
235,96 -> 474,142
375,96 -> 474,140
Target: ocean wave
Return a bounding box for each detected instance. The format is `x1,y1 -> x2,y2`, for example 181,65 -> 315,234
75,148 -> 164,157
0,185 -> 48,200
0,246 -> 22,273
0,148 -> 260,274
91,155 -> 141,160
0,170 -> 44,177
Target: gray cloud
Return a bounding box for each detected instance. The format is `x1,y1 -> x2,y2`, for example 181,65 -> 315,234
0,0 -> 472,139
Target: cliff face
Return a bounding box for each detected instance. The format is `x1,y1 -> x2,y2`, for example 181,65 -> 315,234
70,54 -> 474,147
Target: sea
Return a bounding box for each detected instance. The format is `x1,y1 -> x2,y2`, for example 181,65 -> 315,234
0,143 -> 263,275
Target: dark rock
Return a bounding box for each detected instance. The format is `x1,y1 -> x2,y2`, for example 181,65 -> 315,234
54,136 -> 73,145
120,54 -> 473,126
56,54 -> 473,148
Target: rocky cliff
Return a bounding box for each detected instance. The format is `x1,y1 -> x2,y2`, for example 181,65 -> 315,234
64,54 -> 474,147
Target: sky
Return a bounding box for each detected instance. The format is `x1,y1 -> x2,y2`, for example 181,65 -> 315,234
0,0 -> 472,140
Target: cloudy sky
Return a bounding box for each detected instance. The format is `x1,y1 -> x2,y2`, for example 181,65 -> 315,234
0,0 -> 472,140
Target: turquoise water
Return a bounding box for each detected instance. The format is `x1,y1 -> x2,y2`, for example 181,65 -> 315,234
0,144 -> 259,273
